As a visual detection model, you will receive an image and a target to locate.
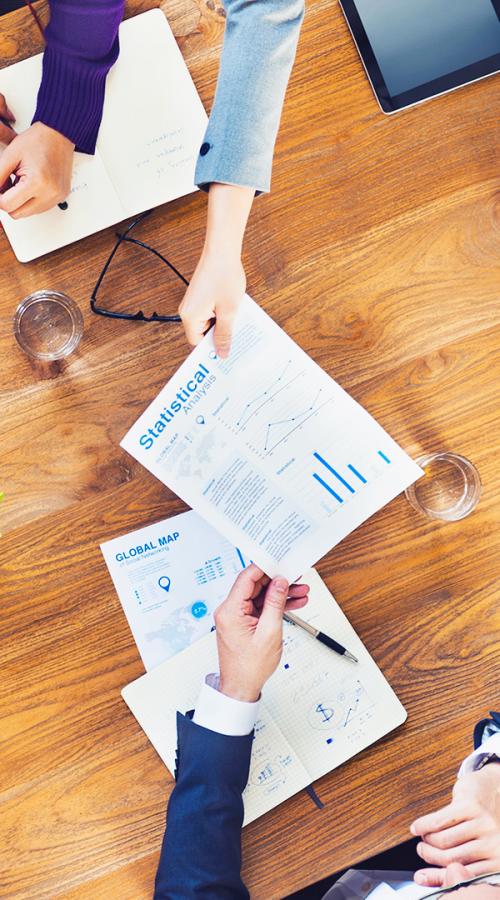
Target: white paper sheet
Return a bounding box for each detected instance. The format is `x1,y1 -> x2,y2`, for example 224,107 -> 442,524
100,510 -> 248,670
121,296 -> 423,581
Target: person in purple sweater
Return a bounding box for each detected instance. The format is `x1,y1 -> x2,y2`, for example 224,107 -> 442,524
0,0 -> 305,356
0,1 -> 123,213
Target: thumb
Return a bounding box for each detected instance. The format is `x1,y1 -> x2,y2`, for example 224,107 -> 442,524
258,577 -> 289,630
442,863 -> 474,890
0,94 -> 15,121
0,122 -> 16,147
214,306 -> 236,359
0,141 -> 19,185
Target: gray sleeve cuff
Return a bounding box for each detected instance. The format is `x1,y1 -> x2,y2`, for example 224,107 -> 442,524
194,0 -> 305,195
195,140 -> 269,195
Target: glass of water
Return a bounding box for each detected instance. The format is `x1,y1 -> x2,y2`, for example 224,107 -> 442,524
405,452 -> 481,521
13,290 -> 83,361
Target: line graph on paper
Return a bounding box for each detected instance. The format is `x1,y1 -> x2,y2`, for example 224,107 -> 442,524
214,359 -> 335,458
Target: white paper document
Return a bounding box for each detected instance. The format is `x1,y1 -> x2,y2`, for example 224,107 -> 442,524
100,510 -> 248,671
122,568 -> 407,825
0,10 -> 207,261
121,296 -> 422,581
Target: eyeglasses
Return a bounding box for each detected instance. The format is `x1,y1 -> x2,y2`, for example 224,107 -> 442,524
90,210 -> 186,323
419,872 -> 500,898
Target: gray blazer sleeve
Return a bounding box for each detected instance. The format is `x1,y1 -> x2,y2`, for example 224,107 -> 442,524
195,0 -> 305,194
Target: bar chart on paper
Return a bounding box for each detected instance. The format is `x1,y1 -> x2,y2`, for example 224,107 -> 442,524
311,449 -> 393,507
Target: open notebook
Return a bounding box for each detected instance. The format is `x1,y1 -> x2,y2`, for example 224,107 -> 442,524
0,9 -> 207,262
122,568 -> 407,825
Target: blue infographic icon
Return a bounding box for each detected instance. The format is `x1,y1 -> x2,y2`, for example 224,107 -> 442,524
196,415 -> 205,425
158,576 -> 171,592
191,601 -> 208,619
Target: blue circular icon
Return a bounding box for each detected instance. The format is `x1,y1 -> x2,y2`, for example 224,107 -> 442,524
191,601 -> 208,619
158,576 -> 171,592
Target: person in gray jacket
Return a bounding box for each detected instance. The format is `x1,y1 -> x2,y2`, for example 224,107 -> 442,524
179,0 -> 305,358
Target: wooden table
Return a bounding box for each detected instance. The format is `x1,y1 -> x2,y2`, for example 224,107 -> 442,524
1,1 -> 499,897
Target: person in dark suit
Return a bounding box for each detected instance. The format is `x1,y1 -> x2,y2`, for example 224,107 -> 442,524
153,565 -> 500,899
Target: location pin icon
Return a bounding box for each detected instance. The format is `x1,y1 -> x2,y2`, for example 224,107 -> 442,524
158,576 -> 171,592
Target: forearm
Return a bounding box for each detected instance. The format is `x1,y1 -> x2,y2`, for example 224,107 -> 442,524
154,714 -> 251,900
204,183 -> 254,257
196,0 -> 305,193
33,0 -> 125,153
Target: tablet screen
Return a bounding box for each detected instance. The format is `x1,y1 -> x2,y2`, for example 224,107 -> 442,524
354,0 -> 500,97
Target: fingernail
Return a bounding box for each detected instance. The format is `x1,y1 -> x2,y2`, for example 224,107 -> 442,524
410,823 -> 417,835
416,843 -> 424,857
272,578 -> 287,593
414,872 -> 427,885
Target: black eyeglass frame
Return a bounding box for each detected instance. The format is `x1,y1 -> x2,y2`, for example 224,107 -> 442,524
90,210 -> 186,323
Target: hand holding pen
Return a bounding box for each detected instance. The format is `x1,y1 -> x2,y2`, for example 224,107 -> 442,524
0,93 -> 72,217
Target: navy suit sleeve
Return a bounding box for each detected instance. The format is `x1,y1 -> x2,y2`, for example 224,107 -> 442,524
154,712 -> 253,900
473,710 -> 500,749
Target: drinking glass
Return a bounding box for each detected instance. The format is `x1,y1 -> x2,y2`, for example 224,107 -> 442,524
13,291 -> 83,361
405,452 -> 481,521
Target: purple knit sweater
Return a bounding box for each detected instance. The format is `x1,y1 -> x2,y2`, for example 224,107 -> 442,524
33,0 -> 125,154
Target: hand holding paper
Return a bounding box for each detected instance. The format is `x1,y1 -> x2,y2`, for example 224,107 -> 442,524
215,564 -> 309,702
179,183 -> 254,357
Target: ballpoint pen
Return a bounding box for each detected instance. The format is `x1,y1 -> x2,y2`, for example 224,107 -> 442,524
283,611 -> 358,662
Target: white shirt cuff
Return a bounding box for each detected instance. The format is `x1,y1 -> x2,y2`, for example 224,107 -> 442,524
458,732 -> 500,777
192,674 -> 259,737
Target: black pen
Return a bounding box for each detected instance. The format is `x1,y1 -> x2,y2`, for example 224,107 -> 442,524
0,117 -> 68,210
283,612 -> 358,662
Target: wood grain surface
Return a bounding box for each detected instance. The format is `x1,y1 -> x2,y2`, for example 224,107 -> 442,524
0,0 -> 499,898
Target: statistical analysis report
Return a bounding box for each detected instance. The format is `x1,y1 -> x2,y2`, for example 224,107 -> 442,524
121,296 -> 423,581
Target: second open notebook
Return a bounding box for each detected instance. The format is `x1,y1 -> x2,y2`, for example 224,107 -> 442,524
122,568 -> 407,824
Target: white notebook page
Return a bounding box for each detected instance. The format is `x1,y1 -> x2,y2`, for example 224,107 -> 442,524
122,569 -> 406,824
264,568 -> 407,780
99,10 -> 207,215
0,54 -> 124,259
0,9 -> 207,262
122,630 -> 311,826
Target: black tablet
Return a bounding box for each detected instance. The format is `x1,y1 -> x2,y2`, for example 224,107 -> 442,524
339,0 -> 500,113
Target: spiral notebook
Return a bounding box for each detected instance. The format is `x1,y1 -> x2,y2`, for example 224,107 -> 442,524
0,9 -> 207,262
122,568 -> 407,825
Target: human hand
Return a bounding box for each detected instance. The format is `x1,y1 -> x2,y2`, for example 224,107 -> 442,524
214,564 -> 309,702
0,122 -> 74,218
0,93 -> 16,148
411,764 -> 500,888
179,182 -> 254,358
179,247 -> 246,358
